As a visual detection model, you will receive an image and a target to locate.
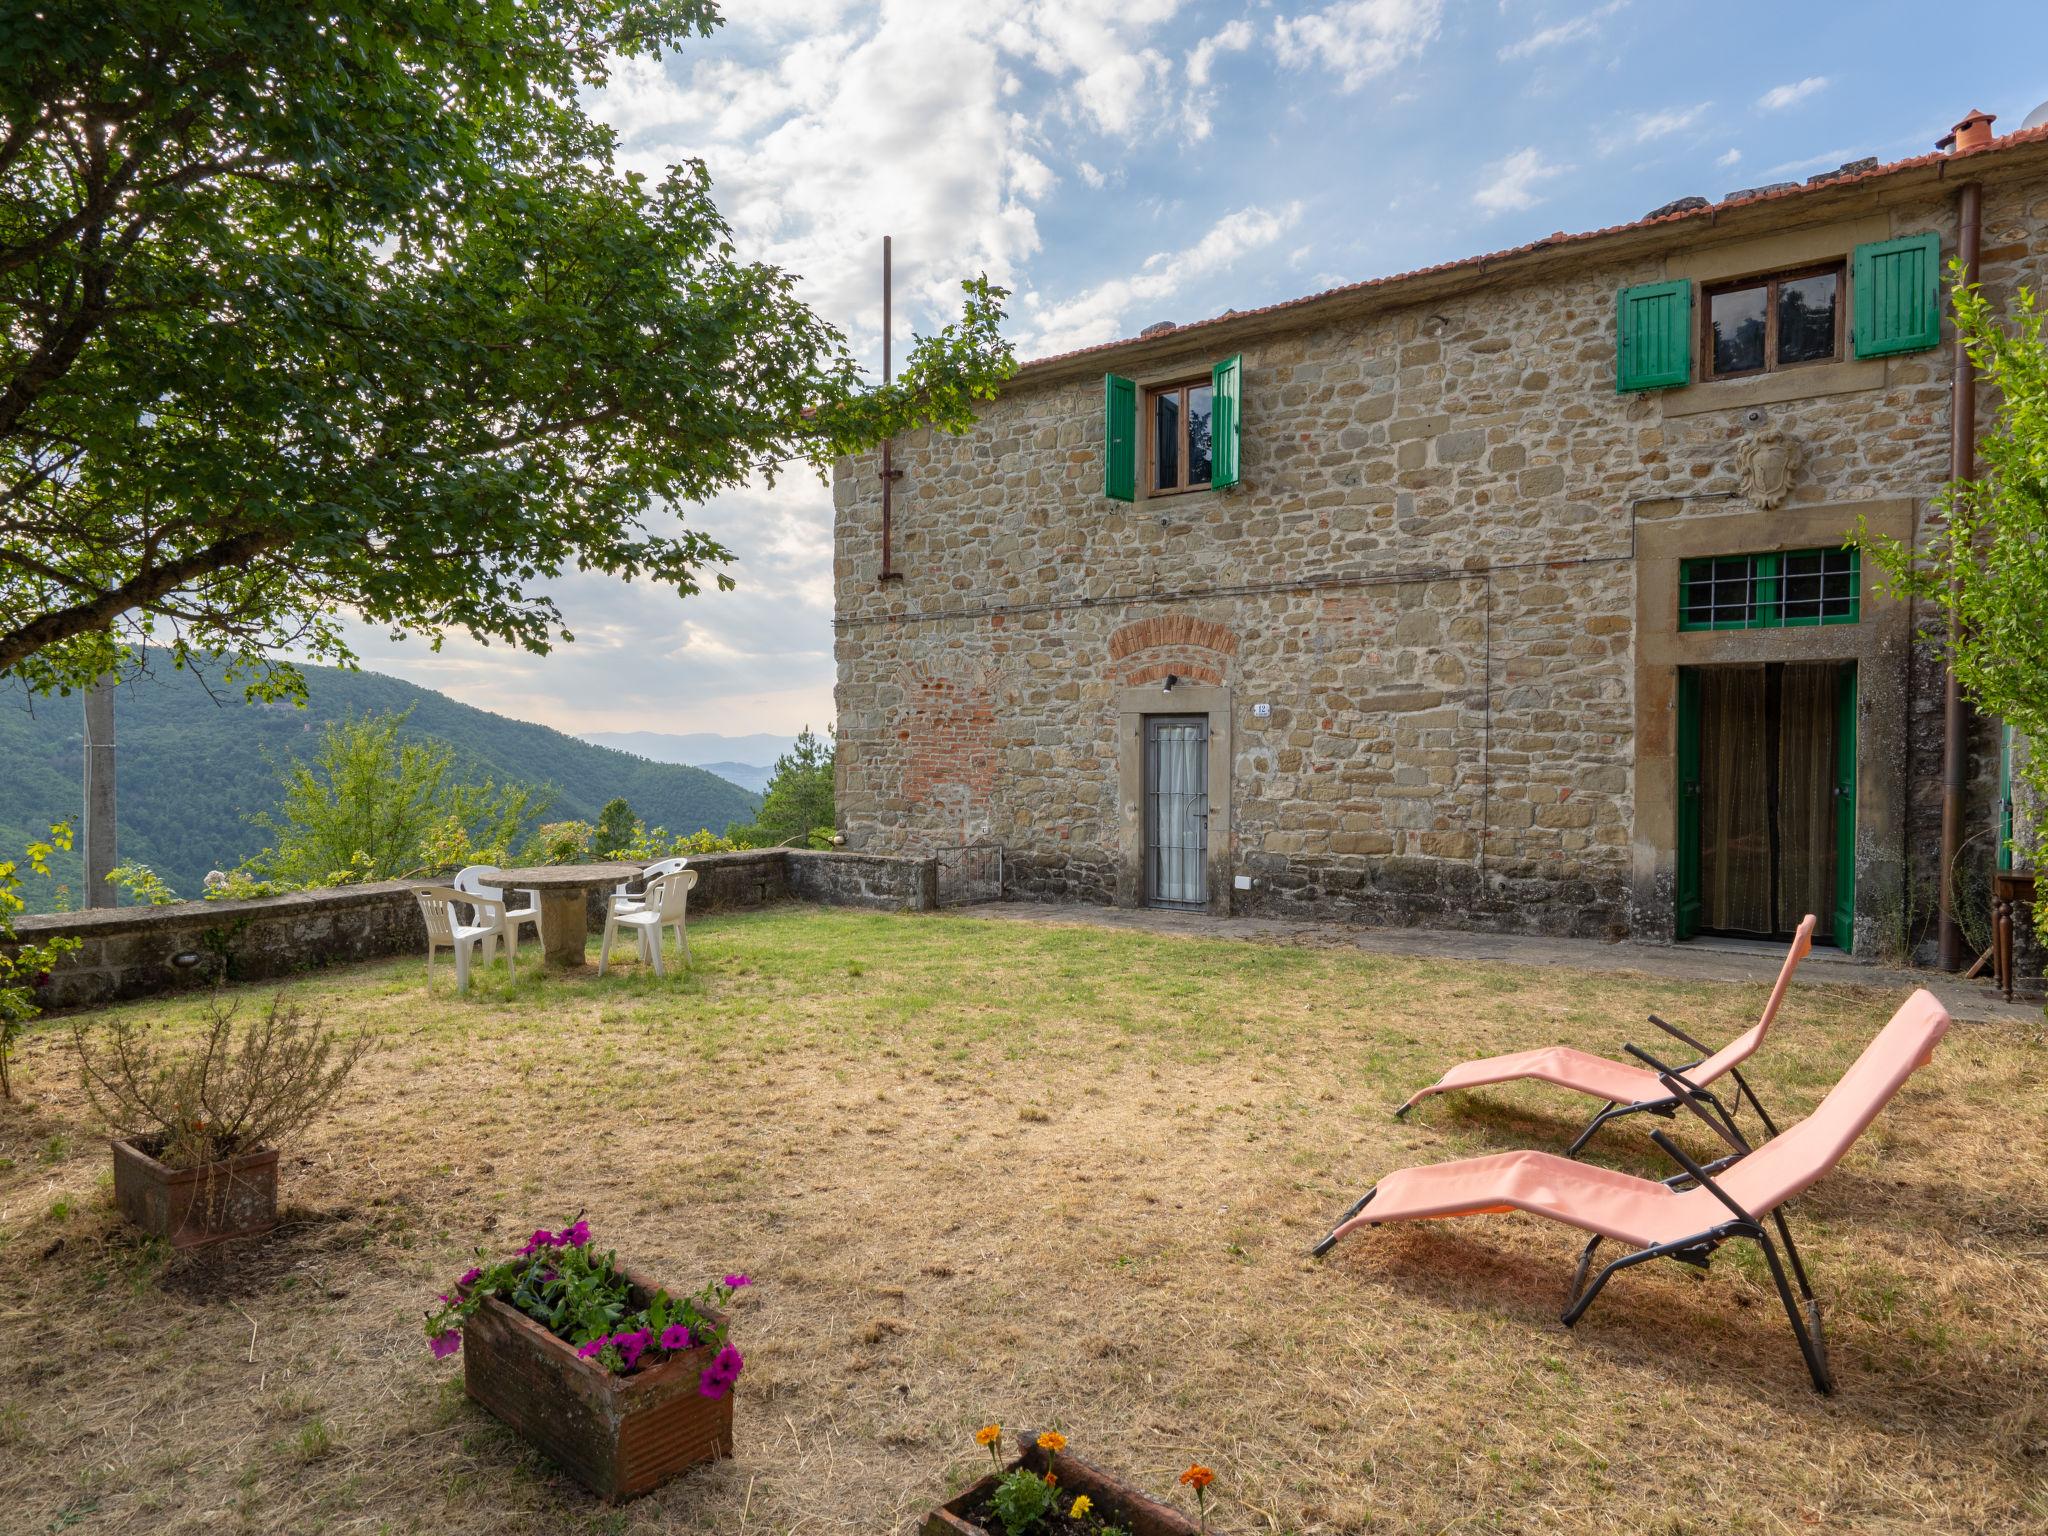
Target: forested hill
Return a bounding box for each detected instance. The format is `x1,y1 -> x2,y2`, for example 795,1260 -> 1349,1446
0,659 -> 760,906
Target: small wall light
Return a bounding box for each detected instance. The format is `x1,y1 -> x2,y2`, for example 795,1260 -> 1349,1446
1162,673 -> 1179,692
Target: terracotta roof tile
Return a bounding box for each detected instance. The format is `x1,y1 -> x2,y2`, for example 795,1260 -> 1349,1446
1017,124 -> 2048,375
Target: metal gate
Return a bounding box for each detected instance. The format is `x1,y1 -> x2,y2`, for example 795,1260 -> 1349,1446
1145,715 -> 1209,909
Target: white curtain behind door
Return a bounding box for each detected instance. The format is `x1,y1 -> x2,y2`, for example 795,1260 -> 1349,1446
1153,723 -> 1205,905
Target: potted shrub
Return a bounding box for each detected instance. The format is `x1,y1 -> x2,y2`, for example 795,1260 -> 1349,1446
423,1219 -> 750,1502
72,995 -> 366,1248
923,1427 -> 1215,1536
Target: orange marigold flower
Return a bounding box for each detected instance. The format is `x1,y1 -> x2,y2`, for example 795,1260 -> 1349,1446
1043,1473 -> 1058,1487
1180,1465 -> 1215,1490
974,1424 -> 1001,1448
1037,1431 -> 1067,1454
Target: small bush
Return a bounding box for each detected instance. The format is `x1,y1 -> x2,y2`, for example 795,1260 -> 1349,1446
72,995 -> 368,1169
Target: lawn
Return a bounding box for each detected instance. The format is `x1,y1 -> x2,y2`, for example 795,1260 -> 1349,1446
0,907 -> 2042,1534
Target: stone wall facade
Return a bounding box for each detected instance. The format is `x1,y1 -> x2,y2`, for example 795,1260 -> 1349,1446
8,850 -> 939,1012
834,140 -> 2048,958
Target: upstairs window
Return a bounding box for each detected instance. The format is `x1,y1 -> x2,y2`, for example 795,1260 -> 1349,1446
1680,547 -> 1860,631
1149,379 -> 1213,494
1702,264 -> 1843,380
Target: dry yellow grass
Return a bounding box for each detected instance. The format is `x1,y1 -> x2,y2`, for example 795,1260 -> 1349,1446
0,906 -> 2043,1535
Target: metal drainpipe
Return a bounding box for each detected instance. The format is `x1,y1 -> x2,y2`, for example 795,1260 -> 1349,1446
1938,178 -> 1982,970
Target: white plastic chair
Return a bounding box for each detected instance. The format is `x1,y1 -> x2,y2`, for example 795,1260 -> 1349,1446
613,856 -> 687,962
597,868 -> 697,977
454,864 -> 542,963
415,885 -> 511,994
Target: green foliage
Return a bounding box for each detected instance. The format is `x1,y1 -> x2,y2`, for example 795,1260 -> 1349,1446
423,1222 -> 748,1387
0,1 -> 1014,700
1858,269 -> 2048,937
989,1468 -> 1058,1535
240,711 -> 544,887
0,654 -> 759,907
522,821 -> 595,866
594,798 -> 639,857
107,863 -> 178,906
0,822 -> 82,1098
727,726 -> 835,847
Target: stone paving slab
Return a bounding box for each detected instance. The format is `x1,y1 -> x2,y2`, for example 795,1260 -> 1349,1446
948,901 -> 2041,1026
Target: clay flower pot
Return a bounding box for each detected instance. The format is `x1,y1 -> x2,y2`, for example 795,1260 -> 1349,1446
460,1272 -> 734,1502
110,1137 -> 278,1248
923,1433 -> 1202,1535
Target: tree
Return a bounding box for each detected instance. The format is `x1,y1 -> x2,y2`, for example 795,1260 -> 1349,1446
1860,273 -> 2048,927
730,726 -> 835,848
241,711 -> 543,886
593,797 -> 639,857
0,822 -> 81,1099
1,1 -> 1012,701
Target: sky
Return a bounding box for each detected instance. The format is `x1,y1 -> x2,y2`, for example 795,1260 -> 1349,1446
340,0 -> 2048,742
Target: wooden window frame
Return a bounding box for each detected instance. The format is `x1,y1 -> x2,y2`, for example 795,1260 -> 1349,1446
1144,377 -> 1214,497
1700,261 -> 1846,382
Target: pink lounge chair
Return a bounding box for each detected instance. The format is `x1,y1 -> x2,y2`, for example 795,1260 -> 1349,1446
1396,915 -> 1817,1155
1313,988 -> 1952,1393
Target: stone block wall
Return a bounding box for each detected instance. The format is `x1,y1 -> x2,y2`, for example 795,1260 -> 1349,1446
8,850 -> 938,1012
833,167 -> 2048,952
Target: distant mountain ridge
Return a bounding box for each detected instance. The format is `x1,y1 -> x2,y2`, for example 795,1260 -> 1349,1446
581,729 -> 801,794
0,660 -> 761,907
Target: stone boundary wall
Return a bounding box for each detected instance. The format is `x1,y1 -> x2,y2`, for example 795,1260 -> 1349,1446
7,850 -> 937,1012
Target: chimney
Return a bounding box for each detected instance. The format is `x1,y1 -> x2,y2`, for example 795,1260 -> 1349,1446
1939,108 -> 1997,153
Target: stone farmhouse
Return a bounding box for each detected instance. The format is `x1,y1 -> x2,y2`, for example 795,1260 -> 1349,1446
833,113 -> 2048,961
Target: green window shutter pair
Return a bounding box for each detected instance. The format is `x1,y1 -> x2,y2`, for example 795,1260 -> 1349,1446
1852,232 -> 1942,358
1102,355 -> 1241,500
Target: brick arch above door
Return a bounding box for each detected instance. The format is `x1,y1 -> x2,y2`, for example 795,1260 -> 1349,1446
1108,614 -> 1239,689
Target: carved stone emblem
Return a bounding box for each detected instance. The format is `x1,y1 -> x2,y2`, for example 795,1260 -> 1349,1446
1736,428 -> 1800,510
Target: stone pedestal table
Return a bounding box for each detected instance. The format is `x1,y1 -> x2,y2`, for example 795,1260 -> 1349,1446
486,863 -> 645,970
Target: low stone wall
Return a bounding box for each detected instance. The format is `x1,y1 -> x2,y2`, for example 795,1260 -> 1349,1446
8,849 -> 938,1012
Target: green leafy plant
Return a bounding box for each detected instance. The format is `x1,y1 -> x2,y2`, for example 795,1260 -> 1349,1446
990,1467 -> 1059,1535
593,798 -> 640,857
727,726 -> 836,848
1,823 -> 83,1099
239,711 -> 544,888
964,1426 -> 1134,1535
423,1219 -> 749,1397
71,994 -> 368,1168
523,820 -> 595,866
1859,267 -> 2048,947
107,863 -> 179,906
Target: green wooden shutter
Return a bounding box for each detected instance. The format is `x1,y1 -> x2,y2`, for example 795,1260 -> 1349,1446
1104,373 -> 1136,502
1675,668 -> 1703,940
1832,665 -> 1859,950
1210,354 -> 1241,489
1616,279 -> 1692,392
1852,232 -> 1942,358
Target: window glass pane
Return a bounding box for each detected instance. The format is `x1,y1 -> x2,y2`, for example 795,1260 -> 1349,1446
1186,384 -> 1213,485
1777,272 -> 1838,365
1709,285 -> 1768,375
1153,390 -> 1179,490
1780,548 -> 1856,621
1683,556 -> 1757,628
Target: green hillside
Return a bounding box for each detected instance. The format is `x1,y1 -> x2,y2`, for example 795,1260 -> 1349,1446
0,660 -> 759,907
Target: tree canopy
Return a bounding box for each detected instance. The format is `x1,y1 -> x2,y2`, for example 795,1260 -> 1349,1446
1861,272 -> 2048,888
0,0 -> 1012,699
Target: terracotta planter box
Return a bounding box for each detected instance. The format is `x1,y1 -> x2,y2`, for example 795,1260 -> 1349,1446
110,1137 -> 278,1248
461,1270 -> 734,1502
923,1435 -> 1202,1536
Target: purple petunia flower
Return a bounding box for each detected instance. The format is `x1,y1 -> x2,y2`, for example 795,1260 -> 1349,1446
559,1219 -> 590,1248
615,1328 -> 651,1370
713,1344 -> 743,1377
697,1342 -> 744,1398
722,1274 -> 751,1290
576,1336 -> 609,1360
659,1323 -> 693,1352
430,1330 -> 461,1359
457,1267 -> 482,1290
517,1227 -> 557,1257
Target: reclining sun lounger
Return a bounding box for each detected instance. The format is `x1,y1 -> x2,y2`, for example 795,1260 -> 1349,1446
1395,914 -> 1816,1154
1313,988 -> 1951,1393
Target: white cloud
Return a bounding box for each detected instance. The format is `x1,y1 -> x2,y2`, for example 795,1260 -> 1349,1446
1272,0 -> 1444,92
1187,18 -> 1254,86
1716,147 -> 1742,168
1601,100 -> 1710,152
1497,0 -> 1629,61
1758,76 -> 1829,112
1019,202 -> 1304,356
1473,146 -> 1571,214
1077,160 -> 1107,189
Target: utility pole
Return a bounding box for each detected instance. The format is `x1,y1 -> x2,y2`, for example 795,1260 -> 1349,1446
878,233 -> 903,584
82,673 -> 116,907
